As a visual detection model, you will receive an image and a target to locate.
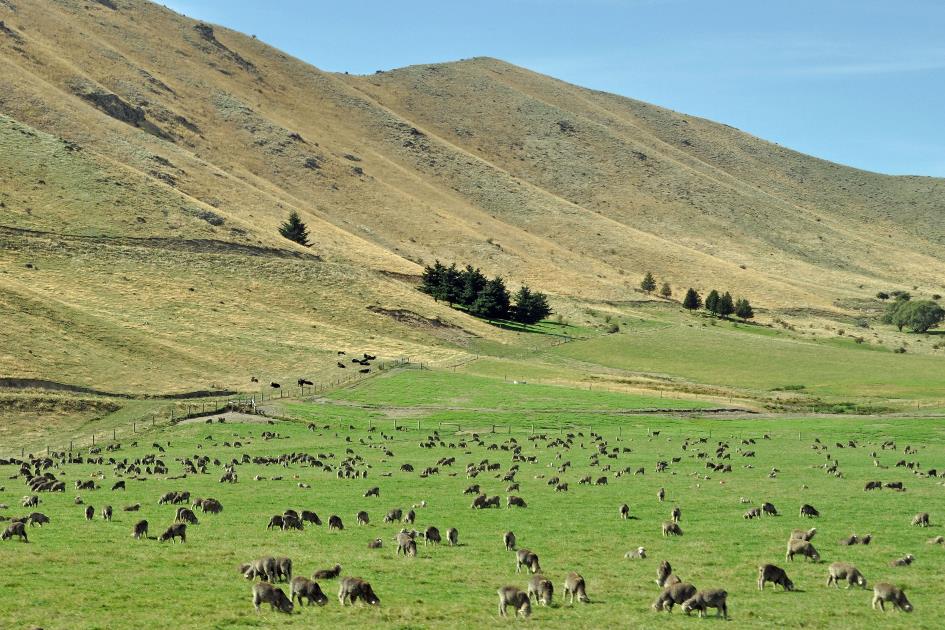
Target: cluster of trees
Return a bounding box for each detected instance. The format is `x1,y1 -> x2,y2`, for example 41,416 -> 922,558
640,271 -> 673,298
420,261 -> 551,325
882,294 -> 945,333
681,287 -> 754,321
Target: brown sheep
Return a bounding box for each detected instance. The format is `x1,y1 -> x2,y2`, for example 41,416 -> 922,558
872,583 -> 913,612
912,512 -> 930,527
653,582 -> 696,612
446,527 -> 459,546
290,576 -> 328,606
504,530 -> 516,551
786,539 -> 820,562
506,496 -> 527,508
356,511 -> 369,526
827,562 -> 867,589
132,519 -> 148,539
681,589 -> 728,618
515,549 -> 541,574
619,503 -> 630,519
563,572 -> 589,604
757,564 -> 794,590
1,521 -> 28,543
312,564 -> 341,580
662,521 -> 683,536
791,527 -> 817,541
527,574 -> 553,606
338,576 -> 380,606
889,554 -> 914,567
158,522 -> 186,543
497,586 -> 531,617
252,582 -> 293,613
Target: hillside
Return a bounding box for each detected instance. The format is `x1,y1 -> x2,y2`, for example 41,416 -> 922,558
1,0 -> 944,393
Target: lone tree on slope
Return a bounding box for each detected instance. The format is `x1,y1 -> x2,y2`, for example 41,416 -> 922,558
278,211 -> 311,247
660,282 -> 672,299
640,271 -> 657,294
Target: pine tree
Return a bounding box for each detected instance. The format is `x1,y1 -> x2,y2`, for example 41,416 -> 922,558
471,276 -> 511,320
735,297 -> 754,321
458,265 -> 487,307
705,289 -> 720,315
718,291 -> 735,318
441,263 -> 462,306
682,288 -> 702,311
420,260 -> 446,298
640,271 -> 657,293
660,282 -> 672,299
512,285 -> 552,324
278,211 -> 310,246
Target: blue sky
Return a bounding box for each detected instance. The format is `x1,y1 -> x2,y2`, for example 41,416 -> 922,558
164,0 -> 945,177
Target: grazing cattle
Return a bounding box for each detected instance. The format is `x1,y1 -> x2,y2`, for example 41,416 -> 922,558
827,562 -> 867,589
625,546 -> 646,560
2,521 -> 28,543
563,572 -> 589,604
290,577 -> 328,606
515,549 -> 541,574
872,583 -> 913,612
312,564 -> 342,580
653,582 -> 696,612
681,589 -> 728,619
527,574 -> 554,606
132,519 -> 149,539
786,539 -> 820,562
328,515 -> 344,531
498,586 -> 531,618
252,582 -> 293,613
662,521 -> 683,536
446,527 -> 459,546
504,531 -> 516,551
912,512 -> 930,527
338,577 -> 380,606
158,523 -> 186,543
799,504 -> 820,518
758,564 -> 794,590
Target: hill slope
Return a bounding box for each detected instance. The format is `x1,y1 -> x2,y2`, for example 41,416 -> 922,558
1,0 -> 943,392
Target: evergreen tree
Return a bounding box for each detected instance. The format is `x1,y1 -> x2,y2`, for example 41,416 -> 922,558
718,292 -> 735,318
420,260 -> 446,298
440,263 -> 462,306
458,265 -> 487,307
471,276 -> 511,320
512,285 -> 552,324
640,271 -> 657,293
735,297 -> 754,321
278,211 -> 310,246
682,288 -> 702,311
705,289 -> 720,315
660,282 -> 672,299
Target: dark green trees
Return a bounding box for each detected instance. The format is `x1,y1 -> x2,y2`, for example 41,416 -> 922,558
278,211 -> 311,246
682,288 -> 702,311
640,272 -> 657,293
471,276 -> 511,320
660,282 -> 672,298
735,297 -> 754,321
512,285 -> 552,325
884,296 -> 945,333
705,290 -> 720,315
420,261 -> 550,324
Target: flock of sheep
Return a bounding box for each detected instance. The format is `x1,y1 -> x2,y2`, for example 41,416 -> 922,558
1,419 -> 939,623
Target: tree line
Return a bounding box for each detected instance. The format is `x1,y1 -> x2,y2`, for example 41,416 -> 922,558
641,272 -> 754,321
419,261 -> 551,325
882,293 -> 945,333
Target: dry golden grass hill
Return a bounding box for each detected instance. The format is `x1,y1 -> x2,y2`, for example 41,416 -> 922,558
1,0 -> 943,394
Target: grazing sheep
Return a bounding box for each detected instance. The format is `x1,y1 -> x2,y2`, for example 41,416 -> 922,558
424,526 -> 441,545
101,506 -> 112,523
681,589 -> 728,619
28,512 -> 50,527
132,519 -> 148,539
791,527 -> 817,541
872,583 -> 913,612
799,504 -> 820,518
619,503 -> 630,519
123,503 -> 141,512
363,486 -> 380,498
912,512 -> 930,527
1,521 -> 28,543
356,511 -> 369,526
757,564 -> 794,590
504,531 -> 516,551
328,515 -> 344,531
85,505 -> 94,521
744,507 -> 762,519
527,574 -> 554,606
338,576 -> 380,606
786,539 -> 820,562
267,515 -> 284,530
158,522 -> 187,543
275,557 -> 293,582
653,582 -> 696,612
827,562 -> 867,589
656,560 -> 680,588
290,577 -> 328,606
447,527 -> 458,546
384,508 -> 403,523
175,507 -> 198,525
657,487 -> 666,502
312,564 -> 341,580
889,554 -> 914,567
761,502 -> 778,516
506,496 -> 527,508
563,572 -> 589,604
625,546 -> 647,560
245,557 -> 277,582
497,586 -> 531,618
111,481 -> 126,491
396,532 -> 417,557
860,534 -> 872,545
927,535 -> 944,545
662,521 -> 683,536
671,506 -> 681,523
368,538 -> 383,549
252,582 -> 294,613
301,510 -> 321,525
515,549 -> 541,574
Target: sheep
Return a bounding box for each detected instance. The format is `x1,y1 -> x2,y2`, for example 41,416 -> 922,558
912,512 -> 930,527
338,576 -> 380,606
758,564 -> 794,590
290,577 -> 328,606
527,574 -> 554,606
1,521 -> 28,543
889,554 -> 915,567
656,560 -> 680,588
624,546 -> 647,560
662,521 -> 683,536
563,572 -> 589,604
791,527 -> 817,541
761,502 -> 778,516
357,511 -> 369,526
786,539 -> 820,562
252,582 -> 293,613
158,523 -> 186,543
799,504 -> 820,518
872,583 -> 913,612
681,589 -> 728,619
396,531 -> 417,557
497,586 -> 531,618
424,526 -> 441,545
312,564 -> 341,580
244,557 -> 278,582
132,519 -> 149,539
653,582 -> 696,612
446,527 -> 458,546
515,549 -> 541,574
28,512 -> 50,527
671,506 -> 681,523
506,496 -> 527,508
368,538 -> 383,549
744,507 -> 762,519
619,503 -> 630,519
504,531 -> 516,551
827,562 -> 867,589
328,515 -> 344,531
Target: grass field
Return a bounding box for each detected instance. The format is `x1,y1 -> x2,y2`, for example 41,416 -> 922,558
2,375 -> 943,629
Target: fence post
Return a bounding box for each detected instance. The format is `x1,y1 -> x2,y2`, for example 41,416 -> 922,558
113,429 -> 116,441
394,419 -> 398,430
92,434 -> 95,446
133,422 -> 136,433
417,419 -> 421,431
